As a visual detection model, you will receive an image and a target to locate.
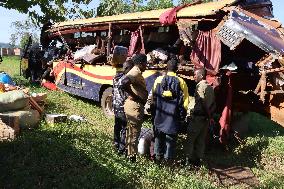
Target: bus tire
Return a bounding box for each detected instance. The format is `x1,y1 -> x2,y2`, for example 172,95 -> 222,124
101,87 -> 114,118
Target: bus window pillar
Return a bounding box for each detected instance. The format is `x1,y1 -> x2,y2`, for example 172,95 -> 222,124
139,25 -> 145,54
107,23 -> 112,56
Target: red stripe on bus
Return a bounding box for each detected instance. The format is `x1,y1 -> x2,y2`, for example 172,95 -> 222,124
54,61 -> 113,80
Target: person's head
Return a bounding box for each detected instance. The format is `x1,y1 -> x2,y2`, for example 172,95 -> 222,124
123,60 -> 134,74
132,53 -> 147,72
167,58 -> 178,72
194,68 -> 206,83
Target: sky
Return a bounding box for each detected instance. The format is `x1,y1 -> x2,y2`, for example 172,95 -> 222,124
0,0 -> 283,44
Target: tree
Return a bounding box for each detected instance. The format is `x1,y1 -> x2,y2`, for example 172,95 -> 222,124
97,0 -> 175,17
0,0 -> 95,25
97,0 -> 129,16
179,0 -> 214,5
97,0 -> 215,17
142,0 -> 174,11
9,19 -> 39,48
97,0 -> 146,16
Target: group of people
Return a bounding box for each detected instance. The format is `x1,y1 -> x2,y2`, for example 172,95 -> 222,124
112,53 -> 215,166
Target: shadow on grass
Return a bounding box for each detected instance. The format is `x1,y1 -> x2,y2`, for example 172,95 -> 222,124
0,129 -> 138,189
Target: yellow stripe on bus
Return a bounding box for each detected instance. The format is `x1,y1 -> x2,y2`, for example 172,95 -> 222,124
55,64 -> 159,86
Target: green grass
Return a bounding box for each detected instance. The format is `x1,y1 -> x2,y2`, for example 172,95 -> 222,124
0,56 -> 284,188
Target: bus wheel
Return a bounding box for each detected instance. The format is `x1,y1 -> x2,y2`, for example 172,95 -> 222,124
101,87 -> 114,118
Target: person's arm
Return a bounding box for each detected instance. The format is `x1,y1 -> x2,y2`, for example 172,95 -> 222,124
149,77 -> 162,115
199,86 -> 214,124
120,75 -> 144,103
177,77 -> 189,110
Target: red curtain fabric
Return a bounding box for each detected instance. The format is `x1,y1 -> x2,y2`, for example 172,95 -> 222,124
219,71 -> 232,145
159,1 -> 201,25
42,81 -> 57,90
190,30 -> 221,74
128,30 -> 140,56
159,6 -> 185,25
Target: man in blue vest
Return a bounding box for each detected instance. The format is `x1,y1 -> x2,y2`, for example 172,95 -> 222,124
151,58 -> 189,164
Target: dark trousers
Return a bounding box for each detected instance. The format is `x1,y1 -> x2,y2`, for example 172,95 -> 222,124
186,116 -> 208,161
114,116 -> 127,152
154,130 -> 177,160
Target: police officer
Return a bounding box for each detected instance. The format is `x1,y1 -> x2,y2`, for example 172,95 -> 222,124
186,68 -> 215,166
121,54 -> 148,162
151,58 -> 189,164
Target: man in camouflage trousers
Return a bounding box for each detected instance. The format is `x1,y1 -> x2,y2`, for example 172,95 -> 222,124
113,60 -> 134,154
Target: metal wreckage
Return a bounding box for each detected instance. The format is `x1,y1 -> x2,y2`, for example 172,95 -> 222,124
36,0 -> 284,143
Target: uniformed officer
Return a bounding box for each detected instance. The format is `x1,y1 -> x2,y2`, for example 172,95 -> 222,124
151,58 -> 189,164
186,68 -> 215,166
120,54 -> 148,162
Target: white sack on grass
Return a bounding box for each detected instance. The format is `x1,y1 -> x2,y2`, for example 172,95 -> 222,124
0,90 -> 29,113
138,128 -> 154,155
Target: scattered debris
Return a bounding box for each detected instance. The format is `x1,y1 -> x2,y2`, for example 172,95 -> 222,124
29,97 -> 43,114
0,74 -> 47,139
0,72 -> 15,86
31,92 -> 47,104
45,114 -> 67,125
68,115 -> 86,122
138,128 -> 154,155
0,114 -> 20,135
0,119 -> 17,141
0,110 -> 40,130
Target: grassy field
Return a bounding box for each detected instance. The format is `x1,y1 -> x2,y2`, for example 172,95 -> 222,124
0,56 -> 283,189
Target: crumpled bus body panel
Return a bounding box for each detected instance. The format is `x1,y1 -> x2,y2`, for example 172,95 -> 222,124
218,9 -> 284,55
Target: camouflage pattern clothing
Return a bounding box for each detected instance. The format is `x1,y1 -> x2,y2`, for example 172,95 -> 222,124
112,70 -> 128,152
113,71 -> 127,119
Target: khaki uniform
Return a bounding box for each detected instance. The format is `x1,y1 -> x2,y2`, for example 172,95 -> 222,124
124,65 -> 148,156
186,80 -> 215,161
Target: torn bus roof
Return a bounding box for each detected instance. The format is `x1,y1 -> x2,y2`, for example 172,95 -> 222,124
177,0 -> 238,17
51,0 -> 238,30
217,8 -> 284,55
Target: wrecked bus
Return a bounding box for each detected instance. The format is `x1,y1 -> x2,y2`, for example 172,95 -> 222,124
43,0 -> 284,134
